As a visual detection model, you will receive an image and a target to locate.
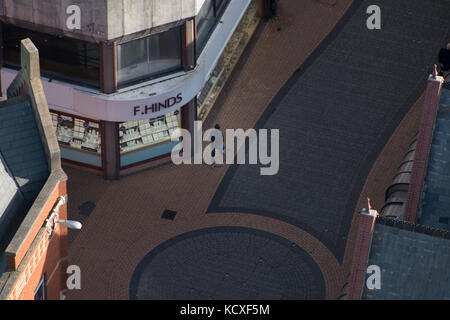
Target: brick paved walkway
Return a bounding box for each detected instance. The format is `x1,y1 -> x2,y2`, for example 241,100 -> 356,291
65,0 -> 450,300
65,0 -> 360,300
209,0 -> 450,268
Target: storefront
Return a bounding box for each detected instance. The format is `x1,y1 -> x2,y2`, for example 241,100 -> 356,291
0,0 -> 254,178
118,109 -> 182,168
49,111 -> 103,169
48,107 -> 185,170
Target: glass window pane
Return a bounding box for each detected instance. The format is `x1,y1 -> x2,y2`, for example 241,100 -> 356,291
2,24 -> 100,88
119,109 -> 181,154
215,0 -> 230,15
34,276 -> 46,300
117,27 -> 182,87
197,0 -> 216,56
148,27 -> 182,77
117,37 -> 150,85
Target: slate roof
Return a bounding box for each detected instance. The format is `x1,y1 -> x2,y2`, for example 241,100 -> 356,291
0,96 -> 49,204
0,95 -> 49,253
420,89 -> 450,231
363,222 -> 450,300
0,154 -> 20,219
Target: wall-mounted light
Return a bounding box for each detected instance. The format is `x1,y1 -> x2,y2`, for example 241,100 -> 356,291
45,195 -> 82,235
56,220 -> 82,230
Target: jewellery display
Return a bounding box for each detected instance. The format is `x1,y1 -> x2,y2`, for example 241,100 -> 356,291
50,112 -> 102,154
119,110 -> 180,154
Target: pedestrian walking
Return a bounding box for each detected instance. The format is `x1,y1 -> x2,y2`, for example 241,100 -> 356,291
214,124 -> 225,155
211,124 -> 225,168
211,136 -> 217,168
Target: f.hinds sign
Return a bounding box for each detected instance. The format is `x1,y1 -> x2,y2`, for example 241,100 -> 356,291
133,93 -> 183,116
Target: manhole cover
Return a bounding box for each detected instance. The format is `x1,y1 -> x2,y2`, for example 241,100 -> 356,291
161,209 -> 177,221
79,201 -> 96,216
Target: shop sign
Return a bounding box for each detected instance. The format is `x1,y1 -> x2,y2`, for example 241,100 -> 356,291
132,93 -> 183,116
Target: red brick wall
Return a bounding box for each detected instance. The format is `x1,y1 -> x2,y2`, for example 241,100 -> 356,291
5,180 -> 68,300
346,211 -> 377,300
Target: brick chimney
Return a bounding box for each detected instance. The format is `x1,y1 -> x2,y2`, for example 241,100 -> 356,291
346,199 -> 378,300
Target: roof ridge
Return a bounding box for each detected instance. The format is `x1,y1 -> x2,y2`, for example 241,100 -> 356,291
376,215 -> 450,240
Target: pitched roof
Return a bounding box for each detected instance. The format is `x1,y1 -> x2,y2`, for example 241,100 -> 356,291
0,154 -> 20,220
420,89 -> 450,230
0,95 -> 49,254
0,95 -> 49,204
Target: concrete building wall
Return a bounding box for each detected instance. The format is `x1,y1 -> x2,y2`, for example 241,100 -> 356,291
0,0 -> 108,40
0,0 -> 206,40
106,0 -> 201,40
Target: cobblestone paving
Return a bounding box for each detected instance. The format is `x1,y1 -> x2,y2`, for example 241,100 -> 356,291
130,227 -> 325,300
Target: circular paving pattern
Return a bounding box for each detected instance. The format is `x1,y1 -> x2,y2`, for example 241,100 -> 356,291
129,227 -> 326,300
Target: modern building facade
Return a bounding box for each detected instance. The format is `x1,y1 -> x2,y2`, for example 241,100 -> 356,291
0,0 -> 268,179
0,39 -> 69,300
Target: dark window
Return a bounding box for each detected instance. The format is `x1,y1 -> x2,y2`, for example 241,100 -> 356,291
196,0 -> 230,57
117,26 -> 183,87
2,24 -> 100,88
34,275 -> 46,300
215,0 -> 229,15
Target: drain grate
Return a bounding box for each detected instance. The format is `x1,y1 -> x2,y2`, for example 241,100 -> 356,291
79,201 -> 96,216
161,209 -> 177,221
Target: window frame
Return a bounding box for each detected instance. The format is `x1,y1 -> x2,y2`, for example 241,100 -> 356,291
196,0 -> 231,58
34,274 -> 46,300
1,23 -> 101,89
116,26 -> 184,88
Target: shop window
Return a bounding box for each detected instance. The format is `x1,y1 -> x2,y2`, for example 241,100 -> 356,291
2,24 -> 100,88
50,112 -> 102,155
119,110 -> 181,154
117,26 -> 183,87
196,0 -> 231,57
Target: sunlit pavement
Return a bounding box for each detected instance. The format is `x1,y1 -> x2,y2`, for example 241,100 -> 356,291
64,0 -> 448,300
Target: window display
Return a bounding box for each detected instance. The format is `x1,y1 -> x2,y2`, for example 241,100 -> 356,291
50,112 -> 102,154
119,110 -> 181,154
